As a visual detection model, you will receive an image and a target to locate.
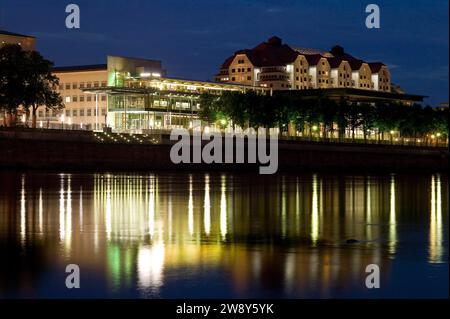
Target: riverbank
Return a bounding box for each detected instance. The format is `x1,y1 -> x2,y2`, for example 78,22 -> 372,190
0,128 -> 448,172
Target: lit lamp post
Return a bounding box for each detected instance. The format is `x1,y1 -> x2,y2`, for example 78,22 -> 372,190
312,125 -> 318,140
60,114 -> 65,130
390,130 -> 395,144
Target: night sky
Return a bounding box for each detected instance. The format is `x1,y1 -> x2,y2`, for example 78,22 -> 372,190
0,0 -> 448,105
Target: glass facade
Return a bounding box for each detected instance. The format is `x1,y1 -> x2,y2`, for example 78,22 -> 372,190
93,74 -> 258,132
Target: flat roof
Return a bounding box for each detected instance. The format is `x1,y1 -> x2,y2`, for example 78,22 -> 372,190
52,64 -> 108,73
278,88 -> 426,102
130,76 -> 263,90
0,29 -> 35,38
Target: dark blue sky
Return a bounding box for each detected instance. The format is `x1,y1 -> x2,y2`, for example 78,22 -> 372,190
0,0 -> 448,105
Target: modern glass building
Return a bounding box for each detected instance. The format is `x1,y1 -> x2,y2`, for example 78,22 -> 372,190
84,56 -> 261,132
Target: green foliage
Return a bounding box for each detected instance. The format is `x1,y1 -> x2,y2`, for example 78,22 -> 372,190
198,90 -> 448,142
0,44 -> 63,127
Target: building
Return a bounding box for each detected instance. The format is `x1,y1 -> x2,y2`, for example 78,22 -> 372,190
46,64 -> 108,130
216,36 -> 391,92
83,56 -> 260,132
35,56 -> 164,130
0,29 -> 35,51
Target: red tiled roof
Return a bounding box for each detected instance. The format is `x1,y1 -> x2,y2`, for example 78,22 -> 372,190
348,59 -> 365,71
219,36 -> 299,68
304,54 -> 322,66
327,57 -> 343,68
218,38 -> 387,73
220,56 -> 235,69
368,62 -> 385,73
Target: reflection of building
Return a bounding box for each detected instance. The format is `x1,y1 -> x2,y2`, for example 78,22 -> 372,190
0,29 -> 35,51
2,172 -> 447,297
216,36 -> 391,92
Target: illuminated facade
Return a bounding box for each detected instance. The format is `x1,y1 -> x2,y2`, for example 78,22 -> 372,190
43,65 -> 109,130
216,37 -> 392,92
84,56 -> 260,132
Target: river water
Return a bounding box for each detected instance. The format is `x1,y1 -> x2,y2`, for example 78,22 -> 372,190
0,171 -> 447,298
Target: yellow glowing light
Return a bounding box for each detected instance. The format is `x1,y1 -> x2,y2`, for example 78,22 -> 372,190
436,133 -> 441,137
390,130 -> 395,135
431,135 -> 436,139
312,125 -> 318,131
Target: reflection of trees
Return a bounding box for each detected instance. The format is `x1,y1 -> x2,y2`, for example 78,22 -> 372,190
0,239 -> 48,296
0,172 -> 446,297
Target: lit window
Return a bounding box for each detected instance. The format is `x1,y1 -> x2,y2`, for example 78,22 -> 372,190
65,96 -> 71,103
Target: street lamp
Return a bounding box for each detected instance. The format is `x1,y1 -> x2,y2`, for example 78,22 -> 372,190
60,114 -> 65,130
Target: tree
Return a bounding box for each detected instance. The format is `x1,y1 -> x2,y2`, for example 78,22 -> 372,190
346,102 -> 362,140
336,98 -> 349,140
22,50 -> 63,128
0,45 -> 27,126
359,103 -> 376,142
318,98 -> 337,139
198,93 -> 219,125
0,44 -> 63,128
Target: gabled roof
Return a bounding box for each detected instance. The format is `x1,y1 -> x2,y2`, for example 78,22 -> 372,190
304,54 -> 323,66
0,29 -> 35,38
220,56 -> 235,69
327,57 -> 343,68
368,62 -> 385,73
217,38 -> 389,74
348,59 -> 365,71
220,36 -> 299,68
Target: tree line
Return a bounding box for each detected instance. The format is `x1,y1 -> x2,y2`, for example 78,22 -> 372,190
0,44 -> 63,128
199,91 -> 448,143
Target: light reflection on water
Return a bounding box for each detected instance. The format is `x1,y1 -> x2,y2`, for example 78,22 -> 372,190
0,172 -> 448,298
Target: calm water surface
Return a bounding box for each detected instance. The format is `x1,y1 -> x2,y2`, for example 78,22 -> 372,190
0,171 -> 448,298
